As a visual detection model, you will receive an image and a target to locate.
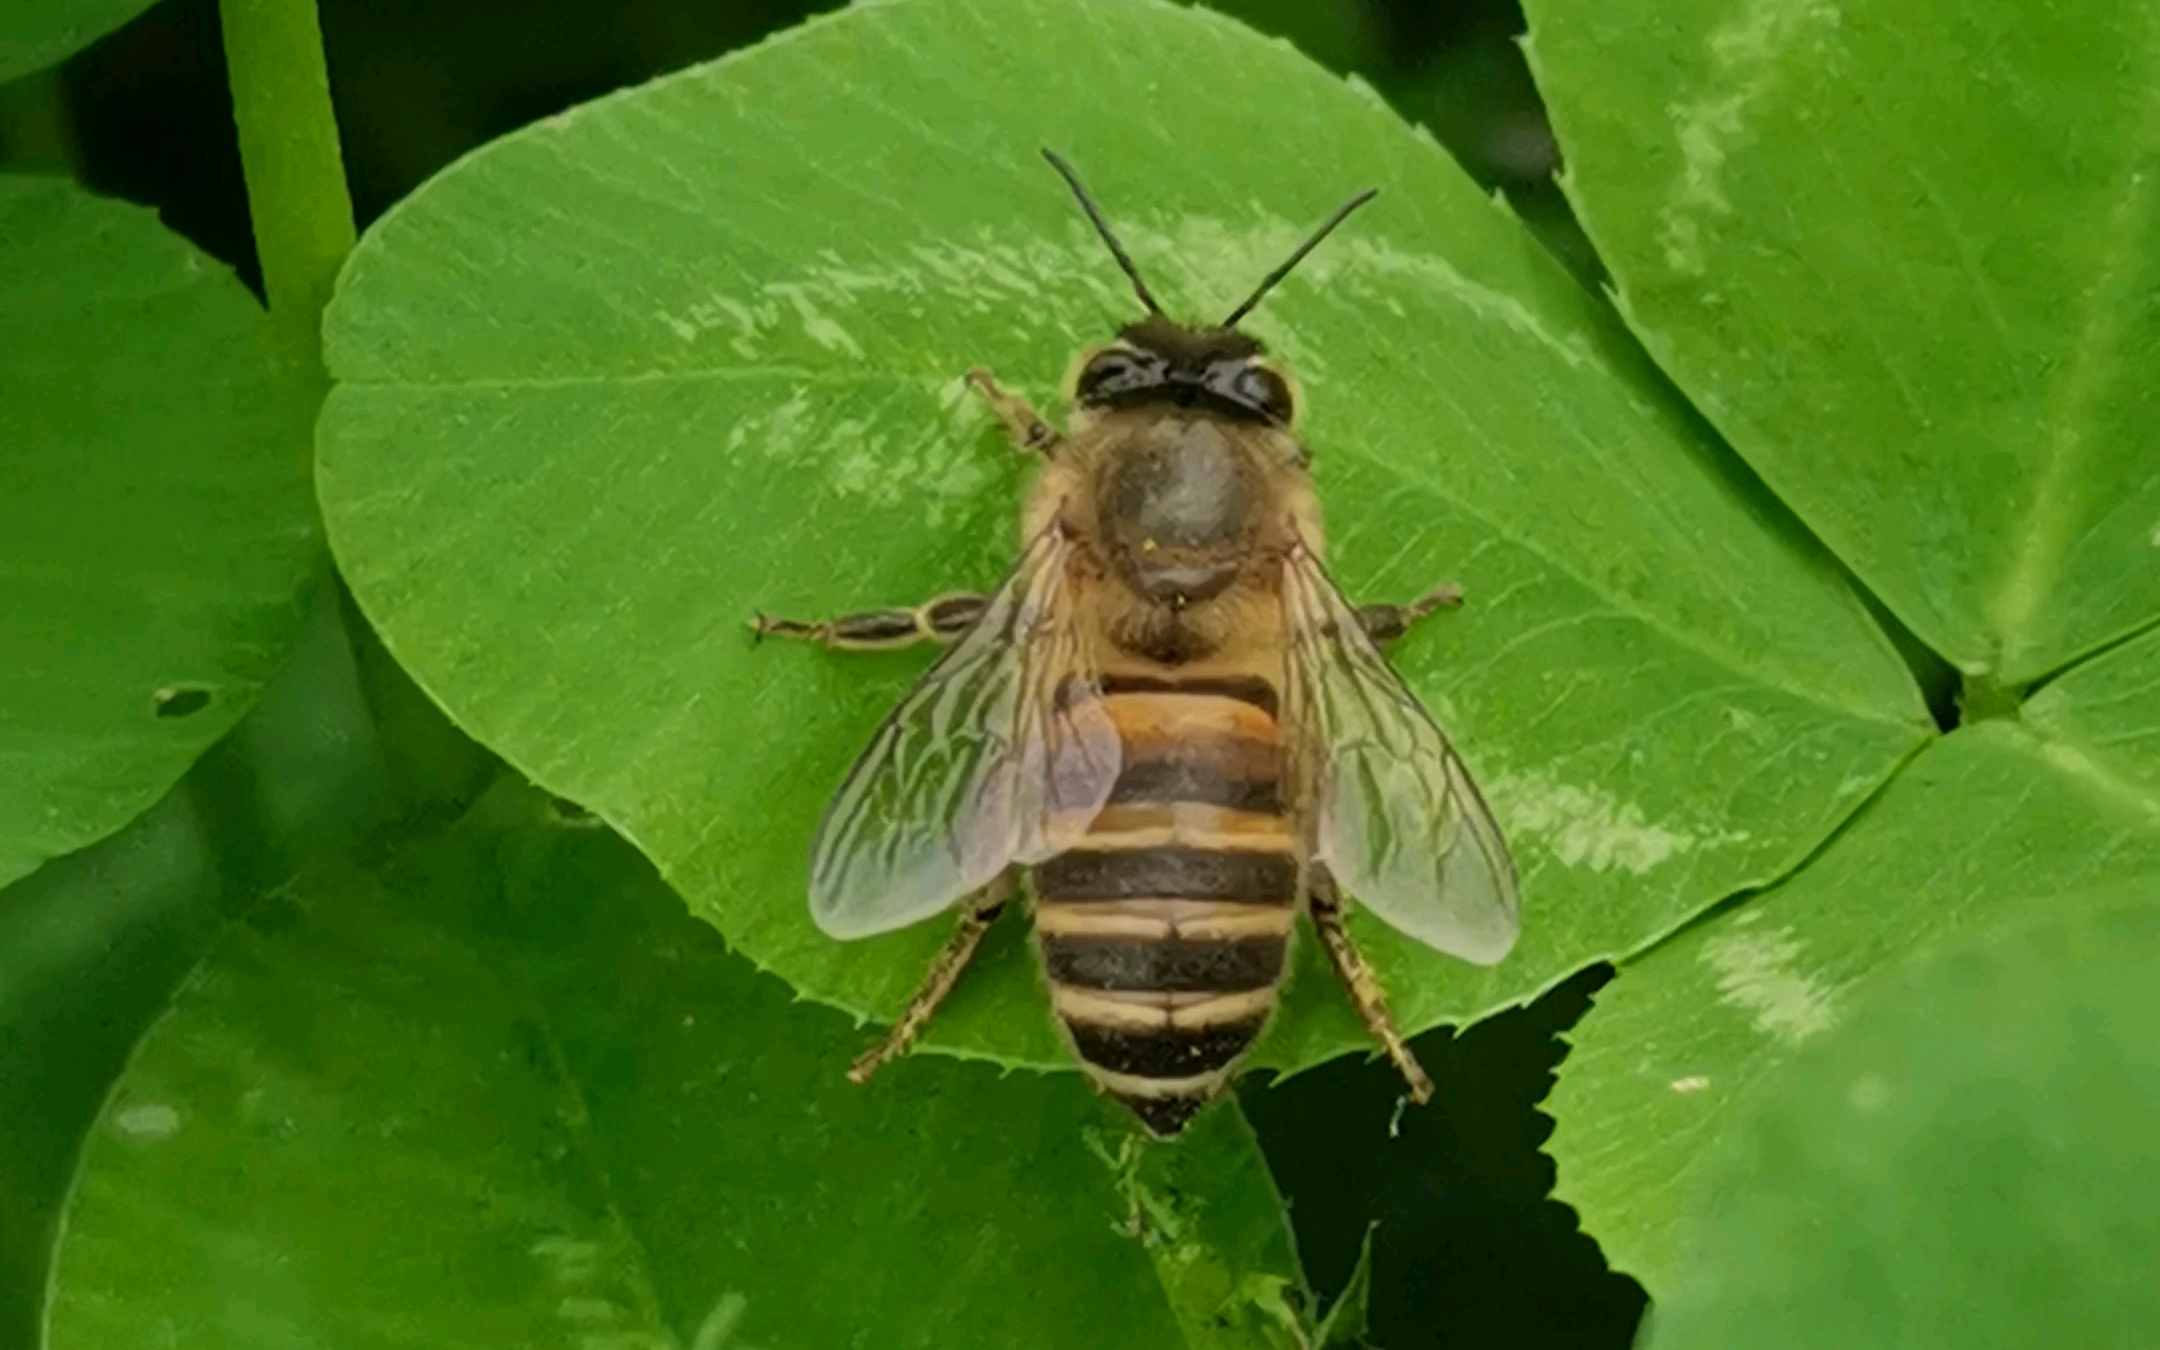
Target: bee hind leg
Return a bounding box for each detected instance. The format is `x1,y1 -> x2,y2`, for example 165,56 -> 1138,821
1354,582 -> 1464,643
848,874 -> 1013,1084
965,367 -> 1064,457
1307,868 -> 1435,1104
751,592 -> 988,650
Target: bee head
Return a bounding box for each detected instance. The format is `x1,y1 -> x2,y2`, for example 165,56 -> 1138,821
1040,146 -> 1372,432
1072,320 -> 1297,426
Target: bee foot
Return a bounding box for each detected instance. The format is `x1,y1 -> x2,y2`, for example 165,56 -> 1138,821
1411,582 -> 1464,617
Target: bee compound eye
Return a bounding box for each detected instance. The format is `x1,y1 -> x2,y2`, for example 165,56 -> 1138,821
1080,350 -> 1160,402
1237,367 -> 1293,422
1087,354 -> 1127,380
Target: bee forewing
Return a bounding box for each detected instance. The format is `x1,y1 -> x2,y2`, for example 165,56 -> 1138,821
808,526 -> 1118,939
1282,547 -> 1521,965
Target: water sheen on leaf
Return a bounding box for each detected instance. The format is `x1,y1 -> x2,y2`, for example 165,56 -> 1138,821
1546,627 -> 2160,1292
317,0 -> 1927,1075
0,178 -> 320,889
1522,0 -> 2160,684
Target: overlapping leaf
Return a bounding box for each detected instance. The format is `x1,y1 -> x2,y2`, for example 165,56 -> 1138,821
1523,0 -> 2160,684
0,0 -> 160,82
45,784 -> 1302,1350
1547,629 -> 2160,1290
0,178 -> 320,889
1641,899 -> 2160,1347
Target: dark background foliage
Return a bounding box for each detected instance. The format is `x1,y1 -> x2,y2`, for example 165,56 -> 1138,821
0,3 -> 1643,1345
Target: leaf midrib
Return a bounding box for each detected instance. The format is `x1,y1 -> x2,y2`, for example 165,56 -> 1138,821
1987,11 -> 2160,677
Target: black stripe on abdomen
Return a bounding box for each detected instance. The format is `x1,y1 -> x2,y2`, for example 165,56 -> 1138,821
1033,847 -> 1295,903
1107,757 -> 1281,813
1098,673 -> 1280,719
1041,933 -> 1287,992
1068,1016 -> 1270,1079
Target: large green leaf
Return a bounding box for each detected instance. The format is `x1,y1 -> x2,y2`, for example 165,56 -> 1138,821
317,0 -> 1927,1077
0,585 -> 426,1346
1521,0 -> 2160,684
0,789 -> 218,1348
0,0 -> 159,83
1546,627 -> 2160,1291
0,177 -> 319,889
1641,898 -> 2160,1348
45,782 -> 1305,1350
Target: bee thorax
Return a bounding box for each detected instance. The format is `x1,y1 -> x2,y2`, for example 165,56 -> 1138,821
1101,427 -> 1259,608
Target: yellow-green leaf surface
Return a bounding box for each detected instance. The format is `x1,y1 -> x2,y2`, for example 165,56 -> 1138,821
1547,627 -> 2160,1292
0,177 -> 319,889
0,0 -> 159,82
46,786 -> 1302,1350
1642,900 -> 2160,1348
1522,0 -> 2160,684
317,0 -> 1927,1076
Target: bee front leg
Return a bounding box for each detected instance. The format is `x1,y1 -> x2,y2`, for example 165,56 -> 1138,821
965,367 -> 1064,457
1354,582 -> 1464,643
750,592 -> 988,651
848,874 -> 1013,1084
1307,867 -> 1435,1104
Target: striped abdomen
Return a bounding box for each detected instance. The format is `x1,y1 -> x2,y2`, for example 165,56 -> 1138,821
1032,673 -> 1296,1136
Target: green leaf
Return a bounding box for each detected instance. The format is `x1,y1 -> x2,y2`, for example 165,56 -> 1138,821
44,781 -> 1302,1350
317,0 -> 1927,1076
0,789 -> 220,1347
1546,627 -> 2160,1292
1521,0 -> 2160,684
1642,899 -> 2160,1348
0,177 -> 320,889
1090,1109 -> 1314,1350
0,0 -> 159,82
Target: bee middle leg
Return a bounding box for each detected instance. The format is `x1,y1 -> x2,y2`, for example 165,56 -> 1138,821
1307,868 -> 1436,1103
965,367 -> 1064,457
1354,583 -> 1463,642
848,873 -> 1013,1084
751,592 -> 988,650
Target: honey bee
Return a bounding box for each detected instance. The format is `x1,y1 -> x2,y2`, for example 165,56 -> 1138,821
754,150 -> 1519,1136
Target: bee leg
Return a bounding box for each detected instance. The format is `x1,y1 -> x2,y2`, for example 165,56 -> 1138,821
965,367 -> 1064,457
1307,868 -> 1435,1104
847,875 -> 1013,1084
1354,582 -> 1464,643
750,592 -> 989,650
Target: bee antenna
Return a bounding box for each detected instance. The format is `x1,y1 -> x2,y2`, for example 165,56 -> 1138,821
1220,187 -> 1378,329
1041,148 -> 1164,317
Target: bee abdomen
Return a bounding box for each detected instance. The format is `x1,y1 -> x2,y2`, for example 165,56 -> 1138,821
1038,897 -> 1294,1136
1040,679 -> 1296,1136
1049,982 -> 1284,1138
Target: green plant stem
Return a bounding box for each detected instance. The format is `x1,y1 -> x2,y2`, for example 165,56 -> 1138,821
218,0 -> 354,367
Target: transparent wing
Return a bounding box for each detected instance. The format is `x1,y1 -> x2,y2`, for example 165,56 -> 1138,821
809,526 -> 1120,939
1282,544 -> 1520,964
